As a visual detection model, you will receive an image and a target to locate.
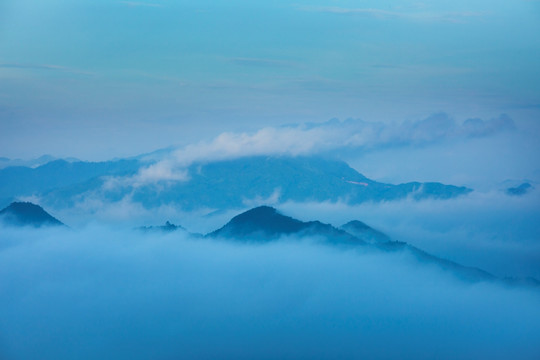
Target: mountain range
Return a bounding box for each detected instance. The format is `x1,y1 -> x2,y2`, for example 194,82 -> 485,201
0,155 -> 472,210
2,201 -> 537,286
207,205 -> 495,283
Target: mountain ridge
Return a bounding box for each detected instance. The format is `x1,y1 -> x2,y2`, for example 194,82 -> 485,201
0,155 -> 472,210
206,205 -> 528,284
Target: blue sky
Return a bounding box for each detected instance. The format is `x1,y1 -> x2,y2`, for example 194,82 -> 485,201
1,0 -> 539,162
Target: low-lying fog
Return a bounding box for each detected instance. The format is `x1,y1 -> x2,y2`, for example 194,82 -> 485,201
281,187 -> 540,280
50,184 -> 540,280
0,225 -> 539,360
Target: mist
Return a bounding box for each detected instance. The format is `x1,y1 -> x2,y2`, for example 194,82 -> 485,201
2,0 -> 539,357
280,187 -> 540,280
37,174 -> 540,281
1,225 -> 539,360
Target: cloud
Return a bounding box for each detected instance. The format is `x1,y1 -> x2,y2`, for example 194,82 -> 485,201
128,160 -> 189,185
279,186 -> 540,280
0,63 -> 94,76
119,1 -> 162,7
123,113 -> 515,185
0,226 -> 539,359
242,188 -> 282,208
185,113 -> 515,160
298,6 -> 485,23
462,114 -> 516,136
33,168 -> 540,281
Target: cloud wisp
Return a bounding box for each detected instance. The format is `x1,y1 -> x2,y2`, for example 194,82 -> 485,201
119,1 -> 163,8
298,6 -> 485,23
0,63 -> 95,76
0,225 -> 539,360
228,57 -> 298,69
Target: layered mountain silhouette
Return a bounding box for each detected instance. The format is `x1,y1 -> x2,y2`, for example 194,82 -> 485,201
208,206 -> 504,283
0,158 -> 141,208
0,202 -> 64,227
2,156 -> 473,210
1,200 -> 536,286
208,206 -> 362,245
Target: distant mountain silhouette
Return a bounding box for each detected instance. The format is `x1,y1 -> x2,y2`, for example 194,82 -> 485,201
1,155 -> 472,210
0,155 -> 63,170
166,157 -> 472,210
207,206 -> 509,283
208,206 -> 363,245
340,220 -> 391,244
137,221 -> 186,233
0,158 -> 140,208
506,182 -> 533,196
209,206 -> 304,238
0,202 -> 64,227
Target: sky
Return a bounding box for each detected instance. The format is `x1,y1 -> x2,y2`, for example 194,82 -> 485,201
1,0 -> 539,163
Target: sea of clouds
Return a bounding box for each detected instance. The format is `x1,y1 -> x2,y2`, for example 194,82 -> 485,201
0,225 -> 539,360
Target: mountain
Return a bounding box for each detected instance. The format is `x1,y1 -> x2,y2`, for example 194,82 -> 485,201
169,157 -> 471,209
0,202 -> 65,227
137,221 -> 186,233
0,158 -> 141,208
208,206 -> 503,283
209,206 -> 304,238
340,220 -> 391,244
506,182 -> 534,196
46,156 -> 471,210
208,206 -> 363,245
0,155 -> 58,170
1,156 -> 472,211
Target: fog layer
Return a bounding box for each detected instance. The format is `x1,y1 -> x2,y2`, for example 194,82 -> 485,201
1,226 -> 539,360
281,187 -> 540,280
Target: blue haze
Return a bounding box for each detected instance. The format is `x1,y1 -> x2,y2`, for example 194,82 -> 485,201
0,226 -> 539,360
0,1 -> 540,358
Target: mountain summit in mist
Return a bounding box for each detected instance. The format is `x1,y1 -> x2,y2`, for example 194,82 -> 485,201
207,206 -> 505,283
208,205 -> 363,245
0,202 -> 64,227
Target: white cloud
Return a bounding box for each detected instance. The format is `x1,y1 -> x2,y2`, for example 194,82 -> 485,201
123,113 -> 515,185
242,188 -> 282,208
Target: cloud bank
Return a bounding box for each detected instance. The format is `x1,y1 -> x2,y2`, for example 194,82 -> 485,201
131,113 -> 514,185
280,186 -> 540,280
0,226 -> 539,360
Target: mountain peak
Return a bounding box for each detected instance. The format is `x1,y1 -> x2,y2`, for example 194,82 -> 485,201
342,220 -> 372,231
0,202 -> 64,227
208,206 -> 365,246
138,221 -> 186,233
340,220 -> 391,244
230,206 -> 280,223
209,206 -> 305,239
